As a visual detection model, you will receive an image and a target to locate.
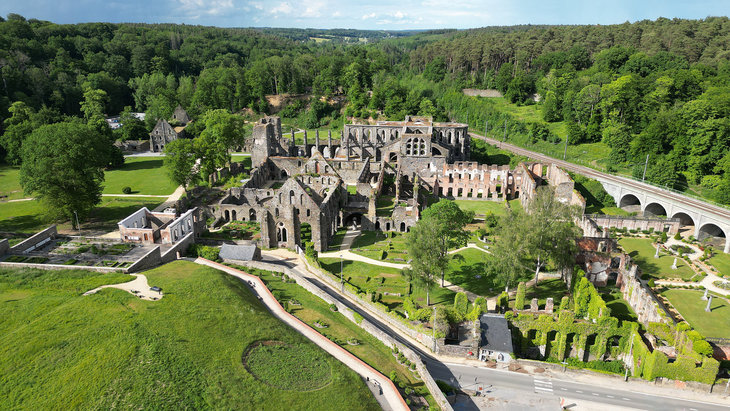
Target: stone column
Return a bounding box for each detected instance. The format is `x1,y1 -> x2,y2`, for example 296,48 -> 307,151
303,130 -> 308,156
343,130 -> 350,161
328,129 -> 332,158
705,295 -> 713,312
315,129 -> 320,153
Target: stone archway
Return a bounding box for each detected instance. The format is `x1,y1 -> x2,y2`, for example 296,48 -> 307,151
643,202 -> 667,217
698,223 -> 727,248
619,194 -> 641,212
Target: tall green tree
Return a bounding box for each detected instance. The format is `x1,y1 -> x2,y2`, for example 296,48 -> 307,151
1,101 -> 34,165
491,186 -> 582,287
19,121 -> 111,223
164,139 -> 199,194
195,109 -> 246,182
416,199 -> 474,287
403,221 -> 443,306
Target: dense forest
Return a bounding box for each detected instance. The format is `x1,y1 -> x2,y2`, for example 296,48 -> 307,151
2,14 -> 730,204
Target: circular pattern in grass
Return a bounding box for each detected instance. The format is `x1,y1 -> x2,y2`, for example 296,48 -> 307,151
243,341 -> 332,391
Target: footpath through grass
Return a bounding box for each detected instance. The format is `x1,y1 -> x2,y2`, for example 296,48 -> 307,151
661,289 -> 730,338
0,261 -> 378,410
618,237 -> 695,281
0,165 -> 23,200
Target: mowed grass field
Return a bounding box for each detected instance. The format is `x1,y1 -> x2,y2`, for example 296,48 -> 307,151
0,261 -> 378,410
1,158 -> 177,197
0,197 -> 164,233
618,238 -> 696,280
102,157 -> 177,195
661,289 -> 730,338
453,199 -> 509,216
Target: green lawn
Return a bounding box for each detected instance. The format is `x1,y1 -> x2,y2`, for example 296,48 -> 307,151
102,157 -> 177,195
618,238 -> 696,281
708,252 -> 730,278
231,154 -> 252,168
662,289 -> 730,338
512,278 -> 570,310
446,248 -> 502,296
600,288 -> 638,323
0,197 -> 163,233
376,195 -> 398,217
349,231 -> 410,262
319,258 -> 456,310
0,165 -> 23,200
240,266 -> 435,407
0,262 -> 378,410
453,199 -> 509,216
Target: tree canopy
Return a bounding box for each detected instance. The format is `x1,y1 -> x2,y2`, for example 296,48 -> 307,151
19,121 -> 112,222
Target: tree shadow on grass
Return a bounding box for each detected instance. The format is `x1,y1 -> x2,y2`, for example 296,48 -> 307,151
446,261 -> 497,296
0,214 -> 49,233
117,159 -> 164,171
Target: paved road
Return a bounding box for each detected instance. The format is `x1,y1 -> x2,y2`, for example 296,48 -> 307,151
470,132 -> 730,219
433,362 -> 730,411
261,252 -> 730,411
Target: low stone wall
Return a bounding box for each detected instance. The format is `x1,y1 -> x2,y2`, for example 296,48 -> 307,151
160,233 -> 194,263
229,258 -> 453,411
9,225 -> 57,254
0,261 -> 124,273
0,238 -> 8,256
586,214 -> 680,235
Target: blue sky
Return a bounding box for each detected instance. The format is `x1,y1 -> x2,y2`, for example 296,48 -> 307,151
3,0 -> 730,29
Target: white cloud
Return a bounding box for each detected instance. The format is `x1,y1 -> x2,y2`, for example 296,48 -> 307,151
177,0 -> 234,17
271,2 -> 294,15
362,12 -> 377,20
393,10 -> 405,19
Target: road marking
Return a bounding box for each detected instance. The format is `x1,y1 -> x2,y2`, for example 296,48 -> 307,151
533,376 -> 553,394
560,388 -> 567,391
623,398 -> 630,401
575,390 -> 583,393
607,395 -> 614,398
592,393 -> 600,396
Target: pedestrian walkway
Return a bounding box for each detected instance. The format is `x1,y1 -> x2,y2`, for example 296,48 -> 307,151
83,274 -> 162,301
191,257 -> 408,411
153,185 -> 186,212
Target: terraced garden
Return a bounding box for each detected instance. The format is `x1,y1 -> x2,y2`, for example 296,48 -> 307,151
618,238 -> 696,281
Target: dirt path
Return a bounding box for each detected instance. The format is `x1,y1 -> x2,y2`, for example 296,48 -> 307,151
191,257 -> 408,411
153,185 -> 186,212
83,274 -> 162,301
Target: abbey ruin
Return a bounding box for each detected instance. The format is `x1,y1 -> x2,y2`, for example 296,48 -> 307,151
215,115 -> 585,252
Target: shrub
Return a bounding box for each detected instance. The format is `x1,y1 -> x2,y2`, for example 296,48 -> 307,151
674,232 -> 682,241
648,279 -> 656,288
559,296 -> 569,312
305,241 -> 318,260
329,303 -> 338,312
353,312 -> 363,324
454,292 -> 469,316
693,340 -> 713,357
187,244 -> 220,261
504,311 -> 514,320
660,231 -> 668,243
515,282 -> 526,310
122,186 -> 132,194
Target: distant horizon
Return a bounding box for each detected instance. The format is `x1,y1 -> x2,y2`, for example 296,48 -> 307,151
3,0 -> 730,31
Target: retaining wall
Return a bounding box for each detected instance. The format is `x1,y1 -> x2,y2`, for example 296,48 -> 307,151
0,239 -> 8,256
9,225 -> 57,254
227,258 -> 453,411
0,261 -> 125,273
586,214 -> 680,235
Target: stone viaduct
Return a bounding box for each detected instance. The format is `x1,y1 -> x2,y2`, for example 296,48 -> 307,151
470,132 -> 730,253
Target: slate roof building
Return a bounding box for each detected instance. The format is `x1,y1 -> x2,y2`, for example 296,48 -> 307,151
219,244 -> 261,262
478,314 -> 513,363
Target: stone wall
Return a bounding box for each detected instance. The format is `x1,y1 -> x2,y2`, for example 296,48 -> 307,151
126,245 -> 163,273
616,256 -> 672,325
9,225 -> 57,254
0,261 -> 125,273
230,258 -> 453,411
586,214 -> 680,235
0,238 -> 8,256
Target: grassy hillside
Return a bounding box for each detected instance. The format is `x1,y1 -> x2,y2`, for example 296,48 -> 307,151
0,262 -> 378,410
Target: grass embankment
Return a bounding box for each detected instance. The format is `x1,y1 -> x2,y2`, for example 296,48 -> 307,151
510,278 -> 571,310
319,258 -> 456,311
241,266 -> 435,408
0,262 -> 378,410
0,197 -> 164,233
350,231 -> 410,262
618,238 -> 695,281
661,289 -> 730,338
708,252 -> 730,278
